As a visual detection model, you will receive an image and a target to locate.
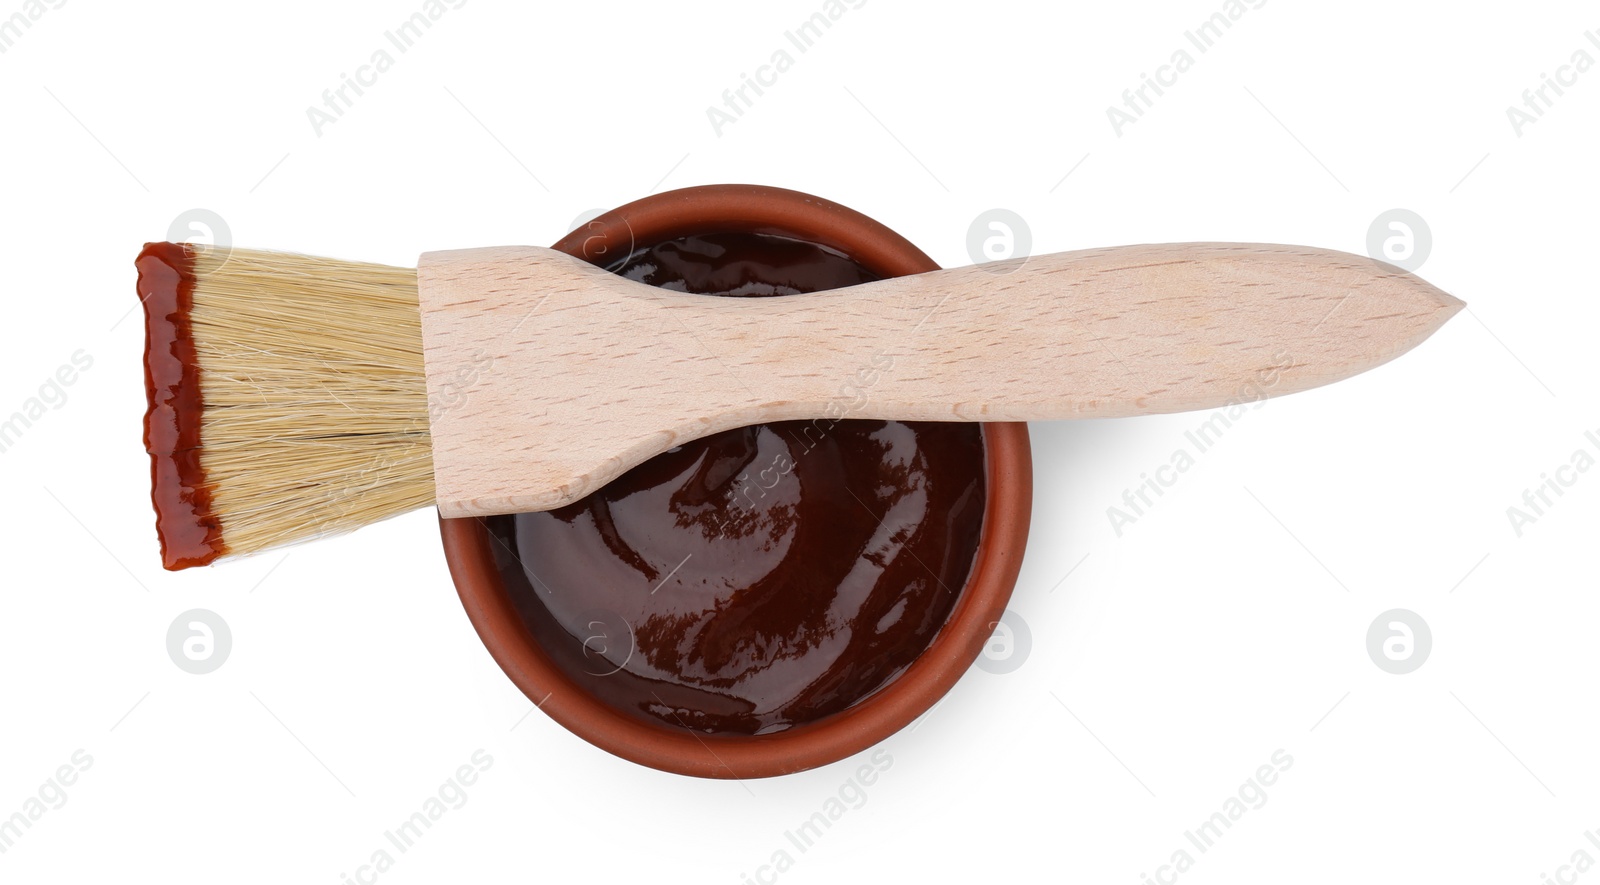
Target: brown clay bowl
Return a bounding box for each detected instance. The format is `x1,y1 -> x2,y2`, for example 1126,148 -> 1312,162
439,184 -> 1032,778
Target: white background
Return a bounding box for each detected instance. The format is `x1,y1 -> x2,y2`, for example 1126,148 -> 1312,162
2,1 -> 1597,882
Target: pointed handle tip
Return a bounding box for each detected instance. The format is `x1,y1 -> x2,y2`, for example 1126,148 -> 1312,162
1407,269 -> 1466,335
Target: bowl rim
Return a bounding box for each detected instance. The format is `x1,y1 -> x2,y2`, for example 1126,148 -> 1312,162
439,183 -> 1033,779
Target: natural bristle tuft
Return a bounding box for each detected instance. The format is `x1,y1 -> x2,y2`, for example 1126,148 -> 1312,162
137,244 -> 433,569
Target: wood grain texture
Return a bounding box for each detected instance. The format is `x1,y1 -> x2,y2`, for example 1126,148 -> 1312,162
416,243 -> 1462,517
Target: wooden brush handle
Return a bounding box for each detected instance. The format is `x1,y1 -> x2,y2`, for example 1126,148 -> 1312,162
416,243 -> 1461,517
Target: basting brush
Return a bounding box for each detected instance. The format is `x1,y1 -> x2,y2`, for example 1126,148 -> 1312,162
135,239 -> 1462,570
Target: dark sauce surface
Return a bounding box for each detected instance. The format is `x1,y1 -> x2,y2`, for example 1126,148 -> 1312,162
136,242 -> 227,570
487,233 -> 987,735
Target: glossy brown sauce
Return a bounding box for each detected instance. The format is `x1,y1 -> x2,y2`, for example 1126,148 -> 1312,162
136,242 -> 227,570
487,233 -> 987,735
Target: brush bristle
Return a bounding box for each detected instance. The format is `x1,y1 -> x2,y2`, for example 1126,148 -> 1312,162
138,245 -> 434,568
